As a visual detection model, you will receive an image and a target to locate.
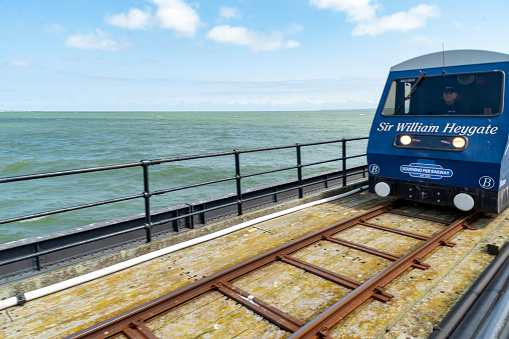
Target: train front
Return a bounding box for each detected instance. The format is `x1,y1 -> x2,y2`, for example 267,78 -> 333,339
367,50 -> 509,213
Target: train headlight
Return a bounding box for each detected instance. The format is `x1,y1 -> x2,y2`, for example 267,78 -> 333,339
400,135 -> 412,145
394,134 -> 467,151
452,137 -> 466,148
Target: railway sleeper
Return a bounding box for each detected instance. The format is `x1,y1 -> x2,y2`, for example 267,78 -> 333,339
66,200 -> 484,339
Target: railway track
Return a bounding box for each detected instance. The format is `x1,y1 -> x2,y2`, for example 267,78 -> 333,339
66,199 -> 483,339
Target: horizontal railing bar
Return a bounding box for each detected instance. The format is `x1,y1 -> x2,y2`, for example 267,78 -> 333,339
139,139 -> 360,163
0,162 -> 142,184
233,167 -> 368,208
149,177 -> 339,228
0,194 -> 144,225
1,165 -> 368,228
240,158 -> 351,179
147,151 -> 236,164
151,176 -> 237,196
119,138 -> 366,166
299,137 -> 368,147
0,138 -> 368,185
149,165 -> 368,227
345,154 -> 366,160
236,138 -> 368,155
234,145 -> 296,154
146,166 -> 368,228
301,155 -> 366,169
302,157 -> 342,168
0,167 -> 370,267
0,135 -> 369,281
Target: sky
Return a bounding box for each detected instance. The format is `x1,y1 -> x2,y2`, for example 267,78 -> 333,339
2,0 -> 509,111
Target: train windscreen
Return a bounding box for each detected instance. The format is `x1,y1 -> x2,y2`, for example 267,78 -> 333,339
382,71 -> 504,116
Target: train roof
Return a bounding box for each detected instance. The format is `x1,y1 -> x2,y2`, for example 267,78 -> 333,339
391,49 -> 509,72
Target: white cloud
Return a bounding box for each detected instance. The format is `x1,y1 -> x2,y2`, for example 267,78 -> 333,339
284,40 -> 301,49
310,0 -> 440,36
105,8 -> 152,30
65,28 -> 130,51
7,60 -> 31,67
219,6 -> 241,21
106,0 -> 201,37
310,0 -> 378,22
151,0 -> 200,37
206,25 -> 301,52
353,4 -> 440,35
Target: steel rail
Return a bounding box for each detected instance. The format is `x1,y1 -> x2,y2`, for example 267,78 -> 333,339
65,198 -> 474,339
65,199 -> 401,339
278,255 -> 393,302
215,281 -> 306,332
288,210 -> 482,339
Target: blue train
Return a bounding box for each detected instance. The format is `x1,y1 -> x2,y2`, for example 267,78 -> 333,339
367,50 -> 509,213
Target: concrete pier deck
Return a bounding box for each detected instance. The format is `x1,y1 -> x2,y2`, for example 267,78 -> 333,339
1,186 -> 508,338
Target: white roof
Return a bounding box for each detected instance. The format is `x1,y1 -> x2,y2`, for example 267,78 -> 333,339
391,50 -> 509,72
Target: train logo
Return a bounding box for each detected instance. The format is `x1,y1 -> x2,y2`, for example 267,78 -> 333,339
369,164 -> 380,175
479,176 -> 495,189
400,162 -> 453,180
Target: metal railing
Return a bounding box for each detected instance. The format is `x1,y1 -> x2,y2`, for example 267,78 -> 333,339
0,137 -> 368,281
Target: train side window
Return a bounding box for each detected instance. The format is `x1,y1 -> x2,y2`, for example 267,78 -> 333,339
382,78 -> 420,116
381,71 -> 504,117
382,82 -> 397,115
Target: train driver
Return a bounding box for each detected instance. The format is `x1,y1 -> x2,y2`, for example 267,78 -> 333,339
438,86 -> 465,115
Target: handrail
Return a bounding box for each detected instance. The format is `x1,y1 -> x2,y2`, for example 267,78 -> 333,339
0,137 -> 368,274
1,137 -> 367,227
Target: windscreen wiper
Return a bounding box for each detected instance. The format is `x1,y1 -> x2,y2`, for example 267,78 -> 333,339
394,72 -> 426,114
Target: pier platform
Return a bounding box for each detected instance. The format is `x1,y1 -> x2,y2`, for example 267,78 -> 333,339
1,184 -> 508,338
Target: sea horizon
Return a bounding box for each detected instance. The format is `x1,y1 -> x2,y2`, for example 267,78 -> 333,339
0,108 -> 377,113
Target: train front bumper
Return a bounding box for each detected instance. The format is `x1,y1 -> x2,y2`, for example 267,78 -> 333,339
369,176 -> 505,214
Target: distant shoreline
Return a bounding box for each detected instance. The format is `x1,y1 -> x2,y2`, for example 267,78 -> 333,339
0,108 -> 377,113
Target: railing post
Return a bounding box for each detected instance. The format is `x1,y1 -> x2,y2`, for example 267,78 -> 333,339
234,150 -> 243,216
186,204 -> 195,229
32,243 -> 41,271
142,160 -> 152,243
342,139 -> 347,186
296,143 -> 303,199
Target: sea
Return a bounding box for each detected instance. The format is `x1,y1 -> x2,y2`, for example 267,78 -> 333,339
0,110 -> 375,244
